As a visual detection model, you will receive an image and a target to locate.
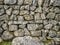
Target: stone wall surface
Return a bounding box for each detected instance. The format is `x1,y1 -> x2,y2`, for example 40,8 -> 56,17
0,0 -> 60,45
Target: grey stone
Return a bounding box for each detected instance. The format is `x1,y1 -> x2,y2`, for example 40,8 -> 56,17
32,0 -> 38,6
24,5 -> 29,10
20,10 -> 29,15
44,24 -> 53,29
41,13 -> 46,19
24,15 -> 33,21
0,28 -> 3,36
2,31 -> 13,40
2,23 -> 8,30
57,32 -> 60,38
27,24 -> 38,30
0,15 -> 8,20
9,25 -> 17,31
0,8 -> 4,15
34,13 -> 41,20
4,0 -> 16,4
14,29 -> 24,37
30,6 -> 36,11
4,5 -> 9,9
46,13 -> 55,19
38,0 -> 43,6
24,0 -> 32,5
53,38 -> 60,45
12,36 -> 44,45
19,24 -> 25,29
48,20 -> 58,25
24,28 -> 30,36
55,14 -> 60,21
38,24 -> 43,29
43,20 -> 49,25
6,8 -> 12,15
49,31 -> 57,38
31,30 -> 41,36
54,0 -> 60,6
9,15 -> 17,20
20,6 -> 25,10
54,7 -> 60,13
0,37 -> 3,42
12,10 -> 19,15
17,16 -> 24,21
14,5 -> 20,9
43,0 -> 50,7
18,0 -> 23,5
53,26 -> 60,31
35,7 -> 42,13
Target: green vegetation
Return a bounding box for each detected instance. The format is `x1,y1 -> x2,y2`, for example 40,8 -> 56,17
0,41 -> 11,45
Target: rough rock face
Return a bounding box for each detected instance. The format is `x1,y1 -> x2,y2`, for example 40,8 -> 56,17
4,0 -> 16,4
0,0 -> 60,45
12,36 -> 44,45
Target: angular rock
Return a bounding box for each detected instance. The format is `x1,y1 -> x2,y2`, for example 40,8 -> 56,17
31,30 -> 41,36
20,10 -> 29,15
4,0 -> 16,4
32,0 -> 38,6
9,25 -> 17,31
0,28 -> 3,36
19,24 -> 25,29
2,23 -> 8,30
53,26 -> 60,31
0,15 -> 8,20
24,0 -> 32,5
41,13 -> 46,19
49,31 -> 57,38
57,32 -> 60,38
0,37 -> 3,42
24,5 -> 29,10
12,10 -> 19,15
2,31 -> 13,40
54,0 -> 60,6
55,14 -> 60,21
30,6 -> 36,11
24,28 -> 30,36
34,13 -> 41,20
38,0 -> 43,6
46,13 -> 55,19
24,15 -> 33,20
17,16 -> 24,21
44,24 -> 53,29
14,29 -> 24,37
6,8 -> 12,15
0,8 -> 4,15
12,36 -> 44,45
27,24 -> 38,30
18,0 -> 23,5
35,7 -> 42,13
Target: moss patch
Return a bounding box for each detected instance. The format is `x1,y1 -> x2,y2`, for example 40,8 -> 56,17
0,41 -> 11,45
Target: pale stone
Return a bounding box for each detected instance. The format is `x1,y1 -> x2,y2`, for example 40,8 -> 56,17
14,29 -> 24,37
0,8 -> 4,15
6,8 -> 12,15
31,31 -> 41,36
24,0 -> 32,5
27,24 -> 38,30
9,25 -> 17,31
2,31 -> 13,40
12,36 -> 44,45
4,0 -> 16,4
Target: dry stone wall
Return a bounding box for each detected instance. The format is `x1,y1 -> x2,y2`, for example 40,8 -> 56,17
0,0 -> 60,45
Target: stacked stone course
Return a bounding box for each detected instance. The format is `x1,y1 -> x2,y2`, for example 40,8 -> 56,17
0,0 -> 60,45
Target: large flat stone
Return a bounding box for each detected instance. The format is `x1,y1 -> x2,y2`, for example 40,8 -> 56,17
4,0 -> 16,4
12,36 -> 44,45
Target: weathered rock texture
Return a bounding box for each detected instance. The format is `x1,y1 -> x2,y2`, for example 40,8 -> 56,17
0,0 -> 60,45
